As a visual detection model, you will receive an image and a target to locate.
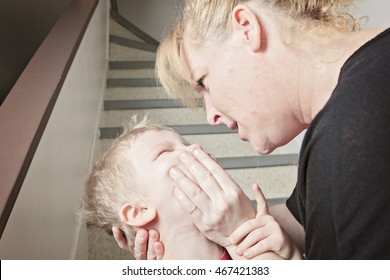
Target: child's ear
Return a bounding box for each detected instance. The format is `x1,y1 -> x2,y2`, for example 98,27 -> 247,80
119,203 -> 157,227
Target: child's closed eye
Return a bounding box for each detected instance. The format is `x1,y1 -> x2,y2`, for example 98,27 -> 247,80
156,150 -> 170,159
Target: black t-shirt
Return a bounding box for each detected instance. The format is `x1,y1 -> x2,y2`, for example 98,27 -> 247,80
286,28 -> 390,259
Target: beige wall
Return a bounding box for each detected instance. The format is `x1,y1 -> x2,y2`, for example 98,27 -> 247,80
0,0 -> 108,259
353,0 -> 390,29
117,0 -> 183,40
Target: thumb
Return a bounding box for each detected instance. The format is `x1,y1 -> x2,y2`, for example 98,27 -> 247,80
252,183 -> 269,217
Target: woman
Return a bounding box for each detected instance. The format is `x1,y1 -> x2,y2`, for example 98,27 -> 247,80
116,0 -> 390,259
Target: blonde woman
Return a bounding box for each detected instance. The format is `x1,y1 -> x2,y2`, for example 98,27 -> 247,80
115,0 -> 390,259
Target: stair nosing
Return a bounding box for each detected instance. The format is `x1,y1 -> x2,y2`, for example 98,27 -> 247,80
104,99 -> 202,110
109,61 -> 155,70
107,78 -> 160,88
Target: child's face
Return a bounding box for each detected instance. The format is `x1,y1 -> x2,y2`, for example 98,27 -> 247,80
128,129 -> 201,223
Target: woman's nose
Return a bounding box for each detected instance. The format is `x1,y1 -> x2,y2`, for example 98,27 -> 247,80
205,104 -> 237,130
204,96 -> 223,126
203,95 -> 237,130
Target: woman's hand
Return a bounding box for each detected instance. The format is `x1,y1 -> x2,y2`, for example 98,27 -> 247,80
112,227 -> 164,260
230,184 -> 303,260
169,148 -> 256,247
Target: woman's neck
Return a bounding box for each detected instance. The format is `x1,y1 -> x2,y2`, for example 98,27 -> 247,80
293,28 -> 385,124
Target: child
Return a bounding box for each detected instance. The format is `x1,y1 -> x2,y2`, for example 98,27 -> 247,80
81,116 -> 301,259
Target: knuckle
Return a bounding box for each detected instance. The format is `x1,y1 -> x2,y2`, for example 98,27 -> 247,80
227,191 -> 240,204
217,201 -> 229,213
189,187 -> 202,199
197,168 -> 213,181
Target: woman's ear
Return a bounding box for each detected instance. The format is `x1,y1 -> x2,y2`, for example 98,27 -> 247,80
119,203 -> 157,227
231,5 -> 262,52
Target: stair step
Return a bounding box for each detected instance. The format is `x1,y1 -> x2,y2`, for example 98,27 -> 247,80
107,78 -> 160,88
100,124 -> 234,138
105,87 -> 167,100
218,154 -> 298,169
110,35 -> 157,52
109,61 -> 155,70
110,44 -> 156,61
104,108 -> 206,127
109,18 -> 147,44
104,99 -> 202,110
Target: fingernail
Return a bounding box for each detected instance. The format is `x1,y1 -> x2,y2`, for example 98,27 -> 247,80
174,188 -> 184,199
169,167 -> 180,178
193,149 -> 201,156
139,231 -> 146,238
150,232 -> 156,240
243,251 -> 250,258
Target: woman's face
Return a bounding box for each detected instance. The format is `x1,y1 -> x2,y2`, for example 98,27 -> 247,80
180,31 -> 304,154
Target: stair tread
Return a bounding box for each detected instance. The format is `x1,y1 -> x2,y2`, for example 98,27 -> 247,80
110,43 -> 156,61
105,87 -> 167,100
104,99 -> 202,110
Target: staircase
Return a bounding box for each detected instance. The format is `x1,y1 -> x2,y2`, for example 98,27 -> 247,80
87,15 -> 299,260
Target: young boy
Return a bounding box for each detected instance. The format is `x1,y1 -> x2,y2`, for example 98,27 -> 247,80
81,116 -> 301,260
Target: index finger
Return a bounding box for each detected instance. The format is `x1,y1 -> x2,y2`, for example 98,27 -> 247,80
191,148 -> 240,193
133,229 -> 148,260
178,150 -> 224,200
112,226 -> 131,252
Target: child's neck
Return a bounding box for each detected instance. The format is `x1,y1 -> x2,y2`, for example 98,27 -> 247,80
158,224 -> 224,260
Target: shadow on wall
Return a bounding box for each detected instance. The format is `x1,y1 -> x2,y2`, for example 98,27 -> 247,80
0,0 -> 72,105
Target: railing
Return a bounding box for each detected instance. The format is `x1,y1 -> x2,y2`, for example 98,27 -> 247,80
109,0 -> 159,47
0,0 -> 98,238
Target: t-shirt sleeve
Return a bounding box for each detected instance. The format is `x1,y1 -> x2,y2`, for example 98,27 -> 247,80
286,187 -> 303,226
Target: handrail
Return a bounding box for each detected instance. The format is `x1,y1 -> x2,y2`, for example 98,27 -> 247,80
110,0 -> 118,13
0,0 -> 98,238
110,10 -> 160,47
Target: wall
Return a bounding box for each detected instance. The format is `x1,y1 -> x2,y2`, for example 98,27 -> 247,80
353,0 -> 390,29
0,0 -> 108,259
116,0 -> 183,41
0,0 -> 72,105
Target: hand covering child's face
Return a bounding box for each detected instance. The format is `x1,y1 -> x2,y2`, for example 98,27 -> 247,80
128,130 -> 200,220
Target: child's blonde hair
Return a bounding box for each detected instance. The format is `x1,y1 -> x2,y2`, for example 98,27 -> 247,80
81,116 -> 172,254
156,0 -> 360,107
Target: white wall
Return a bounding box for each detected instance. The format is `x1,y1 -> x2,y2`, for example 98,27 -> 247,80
0,0 -> 108,259
117,0 -> 183,40
353,0 -> 390,29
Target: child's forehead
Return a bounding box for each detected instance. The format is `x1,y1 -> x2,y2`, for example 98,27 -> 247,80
134,129 -> 188,146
